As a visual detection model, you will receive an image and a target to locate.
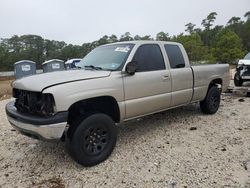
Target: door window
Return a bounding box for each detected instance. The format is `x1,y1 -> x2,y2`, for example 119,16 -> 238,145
132,44 -> 165,72
164,44 -> 185,68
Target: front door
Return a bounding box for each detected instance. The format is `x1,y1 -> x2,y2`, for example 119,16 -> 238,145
123,44 -> 172,119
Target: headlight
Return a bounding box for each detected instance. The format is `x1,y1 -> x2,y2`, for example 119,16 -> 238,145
13,89 -> 55,116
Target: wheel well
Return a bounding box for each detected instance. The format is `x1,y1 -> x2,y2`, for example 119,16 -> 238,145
209,78 -> 222,90
67,96 -> 120,126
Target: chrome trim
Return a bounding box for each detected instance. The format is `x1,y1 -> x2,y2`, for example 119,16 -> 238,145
7,116 -> 67,140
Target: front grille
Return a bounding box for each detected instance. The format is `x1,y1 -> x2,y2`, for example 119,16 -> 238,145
242,66 -> 250,76
13,88 -> 55,116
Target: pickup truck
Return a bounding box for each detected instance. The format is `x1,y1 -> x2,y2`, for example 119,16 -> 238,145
234,52 -> 250,86
5,41 -> 229,166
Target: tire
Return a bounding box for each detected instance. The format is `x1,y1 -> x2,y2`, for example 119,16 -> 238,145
200,86 -> 221,114
69,113 -> 117,166
234,72 -> 243,86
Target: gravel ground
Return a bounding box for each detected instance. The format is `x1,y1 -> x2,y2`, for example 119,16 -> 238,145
0,95 -> 250,188
0,79 -> 13,100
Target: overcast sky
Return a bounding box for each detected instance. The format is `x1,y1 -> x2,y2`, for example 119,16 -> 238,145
0,0 -> 249,45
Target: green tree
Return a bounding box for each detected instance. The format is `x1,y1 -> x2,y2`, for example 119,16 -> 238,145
185,23 -> 196,34
172,33 -> 209,62
200,12 -> 220,46
108,34 -> 118,43
134,35 -> 142,40
97,35 -> 109,45
227,17 -> 242,25
0,39 -> 11,71
19,35 -> 44,63
201,12 -> 217,30
241,12 -> 250,51
156,32 -> 170,41
140,35 -> 153,40
212,29 -> 244,63
119,32 -> 133,41
61,44 -> 82,60
244,11 -> 250,20
44,40 -> 66,61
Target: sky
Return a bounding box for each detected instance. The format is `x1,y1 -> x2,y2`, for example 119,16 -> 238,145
0,0 -> 249,45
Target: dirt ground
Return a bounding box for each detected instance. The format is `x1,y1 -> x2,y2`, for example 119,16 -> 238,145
0,95 -> 250,188
0,77 -> 13,100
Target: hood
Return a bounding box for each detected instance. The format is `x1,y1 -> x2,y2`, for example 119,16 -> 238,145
12,70 -> 111,92
238,59 -> 250,66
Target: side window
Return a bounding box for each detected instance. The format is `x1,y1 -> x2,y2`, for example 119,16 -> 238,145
132,44 -> 165,72
164,44 -> 185,68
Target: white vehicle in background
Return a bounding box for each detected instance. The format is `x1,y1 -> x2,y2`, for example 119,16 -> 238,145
65,58 -> 82,69
234,52 -> 250,86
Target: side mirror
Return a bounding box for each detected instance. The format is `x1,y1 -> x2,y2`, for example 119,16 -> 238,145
125,61 -> 136,75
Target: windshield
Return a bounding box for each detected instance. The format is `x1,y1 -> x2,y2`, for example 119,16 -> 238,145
78,43 -> 134,71
244,52 -> 250,60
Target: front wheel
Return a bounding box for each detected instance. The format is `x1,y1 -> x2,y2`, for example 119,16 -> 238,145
200,86 -> 221,114
69,113 -> 117,166
234,72 -> 243,86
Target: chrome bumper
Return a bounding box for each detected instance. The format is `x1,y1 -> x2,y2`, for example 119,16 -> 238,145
6,101 -> 68,140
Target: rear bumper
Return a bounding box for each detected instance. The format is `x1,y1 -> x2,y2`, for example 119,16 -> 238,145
5,101 -> 68,140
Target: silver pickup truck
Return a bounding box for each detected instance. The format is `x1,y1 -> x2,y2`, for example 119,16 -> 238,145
5,41 -> 229,166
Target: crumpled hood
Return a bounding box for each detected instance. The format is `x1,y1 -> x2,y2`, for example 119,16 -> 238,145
12,70 -> 111,92
238,59 -> 250,66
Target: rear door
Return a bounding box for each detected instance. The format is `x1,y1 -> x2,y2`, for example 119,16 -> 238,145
123,44 -> 172,119
164,44 -> 193,106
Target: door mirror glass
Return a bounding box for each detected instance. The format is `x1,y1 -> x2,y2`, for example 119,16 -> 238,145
125,61 -> 136,75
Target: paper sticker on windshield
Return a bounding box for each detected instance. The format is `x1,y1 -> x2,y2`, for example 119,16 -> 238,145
52,63 -> 60,69
21,65 -> 31,72
115,46 -> 130,53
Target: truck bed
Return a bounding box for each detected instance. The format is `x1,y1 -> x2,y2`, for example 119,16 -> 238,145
191,64 -> 229,102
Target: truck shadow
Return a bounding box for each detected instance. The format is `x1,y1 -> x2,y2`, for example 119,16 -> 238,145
118,103 -> 202,138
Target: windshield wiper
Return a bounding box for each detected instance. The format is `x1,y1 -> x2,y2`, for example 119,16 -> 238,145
84,65 -> 103,70
84,65 -> 113,71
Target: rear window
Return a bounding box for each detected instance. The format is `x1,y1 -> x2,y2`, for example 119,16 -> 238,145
164,44 -> 185,68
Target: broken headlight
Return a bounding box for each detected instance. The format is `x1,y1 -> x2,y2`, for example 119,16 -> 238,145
13,88 -> 55,116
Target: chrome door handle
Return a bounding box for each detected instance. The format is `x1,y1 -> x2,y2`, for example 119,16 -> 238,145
162,75 -> 170,81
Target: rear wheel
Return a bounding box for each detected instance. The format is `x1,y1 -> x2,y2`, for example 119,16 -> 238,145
200,86 -> 221,114
69,113 -> 117,166
234,72 -> 243,86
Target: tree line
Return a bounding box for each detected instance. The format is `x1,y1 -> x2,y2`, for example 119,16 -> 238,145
0,11 -> 249,71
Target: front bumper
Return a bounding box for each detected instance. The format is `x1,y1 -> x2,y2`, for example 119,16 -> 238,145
5,101 -> 68,140
241,75 -> 250,80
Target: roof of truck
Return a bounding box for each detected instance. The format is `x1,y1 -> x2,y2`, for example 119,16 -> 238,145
104,40 -> 181,46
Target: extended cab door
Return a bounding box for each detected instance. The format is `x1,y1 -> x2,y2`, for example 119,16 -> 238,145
123,44 -> 171,119
164,44 -> 193,107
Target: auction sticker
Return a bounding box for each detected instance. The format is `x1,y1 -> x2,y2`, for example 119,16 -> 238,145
115,46 -> 130,53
